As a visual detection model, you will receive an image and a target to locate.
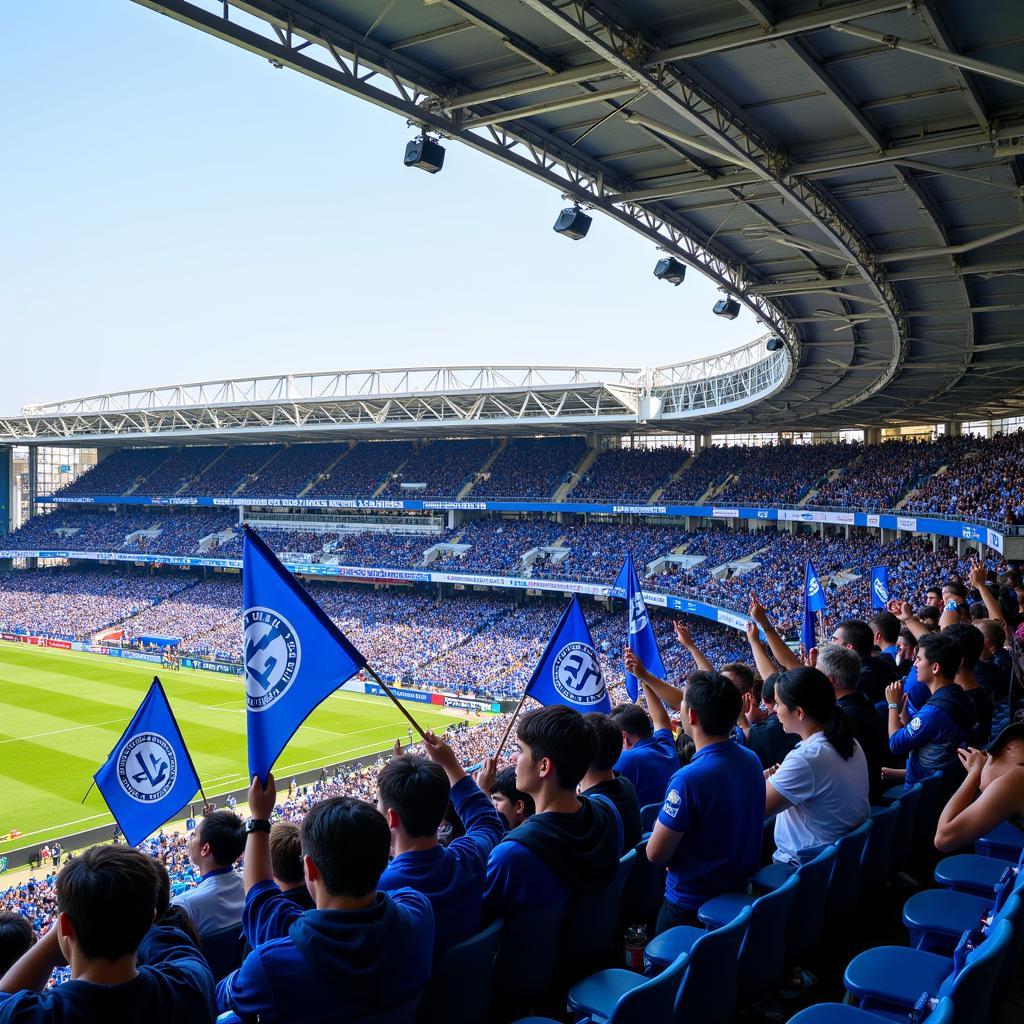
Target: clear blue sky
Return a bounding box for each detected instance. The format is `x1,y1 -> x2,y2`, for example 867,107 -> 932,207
1,0 -> 755,413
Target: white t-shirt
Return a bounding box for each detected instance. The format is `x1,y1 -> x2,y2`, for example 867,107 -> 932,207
770,730 -> 870,863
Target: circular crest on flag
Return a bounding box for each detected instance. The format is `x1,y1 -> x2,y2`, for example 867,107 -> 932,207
552,642 -> 604,705
244,606 -> 301,712
117,732 -> 177,803
628,593 -> 649,634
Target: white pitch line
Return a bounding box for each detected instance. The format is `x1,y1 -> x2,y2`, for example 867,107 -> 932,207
6,812 -> 113,843
0,717 -> 128,746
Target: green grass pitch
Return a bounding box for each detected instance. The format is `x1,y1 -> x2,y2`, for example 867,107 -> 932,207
0,641 -> 469,854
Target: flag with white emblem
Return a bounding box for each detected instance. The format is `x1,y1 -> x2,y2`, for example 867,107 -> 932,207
612,554 -> 666,702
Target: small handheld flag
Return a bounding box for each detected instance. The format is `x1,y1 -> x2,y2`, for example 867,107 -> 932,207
802,560 -> 827,653
524,594 -> 611,715
244,527 -> 368,783
93,677 -> 202,848
870,566 -> 890,609
612,554 -> 665,702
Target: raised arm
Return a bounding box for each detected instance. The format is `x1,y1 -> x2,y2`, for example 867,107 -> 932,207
243,773 -> 276,894
673,622 -> 714,673
935,749 -> 1024,852
889,599 -> 928,640
749,594 -> 799,670
745,620 -> 779,681
969,561 -> 1006,628
625,647 -> 683,714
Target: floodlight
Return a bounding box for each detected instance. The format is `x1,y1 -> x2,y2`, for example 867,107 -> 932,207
404,137 -> 445,174
553,206 -> 592,240
766,336 -> 784,352
653,257 -> 686,286
713,297 -> 741,319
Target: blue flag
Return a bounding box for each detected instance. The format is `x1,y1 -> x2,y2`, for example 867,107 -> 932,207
802,560 -> 826,653
93,677 -> 201,847
612,554 -> 665,702
525,595 -> 611,714
244,527 -> 367,782
870,566 -> 890,609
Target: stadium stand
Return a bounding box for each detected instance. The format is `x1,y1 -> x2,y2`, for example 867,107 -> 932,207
569,446 -> 689,502
471,437 -> 587,499
378,439 -> 496,499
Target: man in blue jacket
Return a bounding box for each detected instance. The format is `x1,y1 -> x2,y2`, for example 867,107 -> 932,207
0,846 -> 215,1023
886,632 -> 973,791
216,775 -> 434,1023
377,732 -> 503,951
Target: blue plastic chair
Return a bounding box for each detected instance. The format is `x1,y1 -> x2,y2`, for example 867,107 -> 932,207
889,782 -> 923,873
786,995 -> 953,1024
559,949 -> 690,1024
492,895 -> 569,1014
647,873 -> 798,1007
976,819 -> 1024,860
860,801 -> 900,892
621,838 -> 666,932
844,919 -> 1013,1024
701,844 -> 837,966
934,845 -> 1024,898
640,802 -> 661,833
417,918 -> 502,1024
563,850 -> 636,973
827,818 -> 873,918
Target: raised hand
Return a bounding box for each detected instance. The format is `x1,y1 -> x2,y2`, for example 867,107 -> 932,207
625,646 -> 647,679
248,773 -> 277,820
888,599 -> 913,622
885,680 -> 904,707
749,593 -> 768,626
673,621 -> 694,647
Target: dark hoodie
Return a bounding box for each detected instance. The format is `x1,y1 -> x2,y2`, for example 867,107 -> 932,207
482,794 -> 622,919
216,881 -> 433,1023
890,682 -> 973,788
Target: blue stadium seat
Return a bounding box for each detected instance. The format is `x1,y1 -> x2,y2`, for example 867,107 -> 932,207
889,783 -> 923,874
568,906 -> 750,1024
860,801 -> 900,893
621,838 -> 666,932
646,873 -> 798,1007
976,820 -> 1024,860
563,850 -> 636,974
417,917 -> 502,1024
933,845 -> 1024,898
492,895 -> 569,1015
560,948 -> 689,1024
786,995 -> 953,1024
826,818 -> 873,918
903,872 -> 1023,952
843,919 -> 1013,1024
640,803 -> 661,834
199,924 -> 245,982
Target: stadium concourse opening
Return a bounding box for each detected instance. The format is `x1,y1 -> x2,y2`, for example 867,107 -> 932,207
2,0 -> 1024,1021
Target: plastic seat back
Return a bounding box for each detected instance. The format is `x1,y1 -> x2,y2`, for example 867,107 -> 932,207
861,801 -> 900,891
493,895 -> 569,1011
608,950 -> 690,1024
671,906 -> 751,1024
622,838 -> 666,932
418,918 -> 502,1024
937,918 -> 1013,1024
199,924 -> 245,982
563,850 -> 636,975
916,771 -> 950,850
788,844 -> 838,962
738,873 -> 799,1005
891,783 -> 923,872
828,818 -> 873,917
640,803 -> 661,833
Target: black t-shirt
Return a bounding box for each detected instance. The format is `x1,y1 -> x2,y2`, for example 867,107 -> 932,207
582,776 -> 643,852
744,715 -> 798,771
837,691 -> 889,804
858,655 -> 899,704
976,659 -> 1010,703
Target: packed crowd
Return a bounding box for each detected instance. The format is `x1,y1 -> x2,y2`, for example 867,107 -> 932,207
307,441 -> 416,498
472,437 -> 587,499
378,439 -> 496,499
570,445 -> 688,502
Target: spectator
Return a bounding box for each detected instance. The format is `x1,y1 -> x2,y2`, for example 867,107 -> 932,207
217,776 -> 433,1023
0,846 -> 215,1023
975,619 -> 1010,701
486,767 -> 534,831
376,732 -> 503,951
766,668 -> 870,866
579,713 -> 643,853
741,672 -> 799,771
944,623 -> 994,747
608,702 -> 679,808
868,611 -> 901,661
0,915 -> 34,979
170,811 -> 245,936
268,823 -> 314,911
483,706 -> 622,919
831,619 -> 898,705
642,667 -> 765,932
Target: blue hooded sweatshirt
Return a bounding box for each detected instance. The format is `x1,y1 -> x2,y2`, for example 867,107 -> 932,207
216,881 -> 433,1023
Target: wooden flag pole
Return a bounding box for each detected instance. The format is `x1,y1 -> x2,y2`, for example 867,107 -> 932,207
494,690 -> 531,761
364,664 -> 428,741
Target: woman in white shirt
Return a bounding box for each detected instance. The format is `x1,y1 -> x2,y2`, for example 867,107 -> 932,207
765,667 -> 870,865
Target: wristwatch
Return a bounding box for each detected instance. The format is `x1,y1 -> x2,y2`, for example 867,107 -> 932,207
887,702 -> 899,710
245,818 -> 271,834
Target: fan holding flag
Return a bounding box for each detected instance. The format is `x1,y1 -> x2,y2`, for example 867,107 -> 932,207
611,554 -> 666,702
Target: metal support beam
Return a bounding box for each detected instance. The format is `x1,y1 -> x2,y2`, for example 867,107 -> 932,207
463,85 -> 639,129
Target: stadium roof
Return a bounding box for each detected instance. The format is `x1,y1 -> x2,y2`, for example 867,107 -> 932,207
4,0 -> 1024,444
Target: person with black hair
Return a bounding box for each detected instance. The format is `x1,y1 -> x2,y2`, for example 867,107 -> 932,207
831,618 -> 897,704
580,712 -> 643,852
975,618 -> 1010,701
216,774 -> 433,1024
0,846 -> 215,1023
609,697 -> 679,807
482,706 -> 623,920
630,657 -> 765,932
766,667 -> 869,866
885,632 -> 974,790
868,611 -> 901,661
0,915 -> 34,979
740,672 -> 798,770
268,822 -> 314,910
376,731 -> 503,952
170,809 -> 246,937
944,622 -> 993,746
486,767 -> 534,831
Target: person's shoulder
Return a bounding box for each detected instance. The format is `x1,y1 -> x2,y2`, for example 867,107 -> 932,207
653,728 -> 677,751
387,887 -> 433,921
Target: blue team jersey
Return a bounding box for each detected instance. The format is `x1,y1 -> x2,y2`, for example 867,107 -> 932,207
614,728 -> 679,807
657,740 -> 766,910
890,683 -> 972,786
